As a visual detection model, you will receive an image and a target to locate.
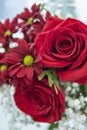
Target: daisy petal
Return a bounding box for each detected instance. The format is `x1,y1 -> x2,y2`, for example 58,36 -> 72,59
17,67 -> 26,78
9,64 -> 20,76
26,67 -> 33,80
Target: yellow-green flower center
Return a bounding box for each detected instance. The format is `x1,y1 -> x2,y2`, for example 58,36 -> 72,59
23,55 -> 34,66
4,30 -> 11,37
26,17 -> 33,25
0,65 -> 7,72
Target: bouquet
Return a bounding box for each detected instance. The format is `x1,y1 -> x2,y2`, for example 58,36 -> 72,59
0,3 -> 87,128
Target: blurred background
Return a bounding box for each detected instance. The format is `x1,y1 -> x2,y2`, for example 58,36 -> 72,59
0,0 -> 87,22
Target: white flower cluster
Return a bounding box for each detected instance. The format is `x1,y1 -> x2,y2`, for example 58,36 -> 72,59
57,83 -> 87,130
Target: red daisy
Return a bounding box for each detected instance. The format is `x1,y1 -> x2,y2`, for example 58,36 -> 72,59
0,17 -> 19,49
17,3 -> 51,42
17,4 -> 41,27
4,39 -> 42,87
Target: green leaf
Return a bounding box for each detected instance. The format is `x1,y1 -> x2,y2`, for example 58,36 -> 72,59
84,83 -> 87,93
48,123 -> 58,130
38,69 -> 59,94
38,72 -> 46,80
48,76 -> 54,87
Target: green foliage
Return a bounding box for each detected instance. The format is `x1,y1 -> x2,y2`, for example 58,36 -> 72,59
40,3 -> 46,11
80,83 -> 87,96
48,122 -> 58,130
38,69 -> 59,93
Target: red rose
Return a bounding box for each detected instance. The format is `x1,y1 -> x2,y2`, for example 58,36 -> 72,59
35,16 -> 87,84
14,78 -> 65,123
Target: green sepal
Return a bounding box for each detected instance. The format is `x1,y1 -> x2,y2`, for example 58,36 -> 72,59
38,69 -> 59,93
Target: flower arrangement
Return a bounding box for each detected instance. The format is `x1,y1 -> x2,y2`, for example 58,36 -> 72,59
0,2 -> 87,128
